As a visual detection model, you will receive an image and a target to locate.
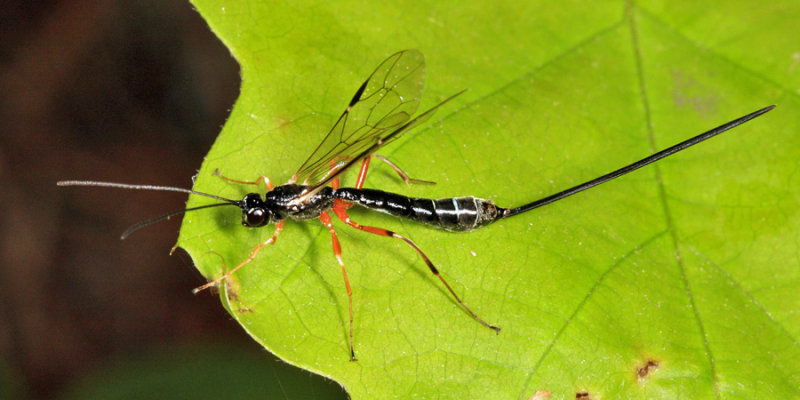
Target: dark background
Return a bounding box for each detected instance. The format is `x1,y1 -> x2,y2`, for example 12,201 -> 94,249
0,1 -> 346,398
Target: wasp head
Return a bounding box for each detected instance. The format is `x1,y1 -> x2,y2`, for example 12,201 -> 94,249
240,193 -> 276,227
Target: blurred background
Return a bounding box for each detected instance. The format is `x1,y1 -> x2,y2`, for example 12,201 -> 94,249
0,1 -> 347,398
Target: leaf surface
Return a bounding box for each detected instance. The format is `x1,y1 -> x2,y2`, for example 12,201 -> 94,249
178,1 -> 798,398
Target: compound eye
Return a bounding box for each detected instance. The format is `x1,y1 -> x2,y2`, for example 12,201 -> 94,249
244,208 -> 269,227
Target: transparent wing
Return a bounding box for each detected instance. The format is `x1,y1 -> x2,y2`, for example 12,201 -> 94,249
298,90 -> 464,200
291,49 -> 426,185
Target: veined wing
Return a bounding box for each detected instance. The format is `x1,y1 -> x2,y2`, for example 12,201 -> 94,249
300,89 -> 464,200
290,49 -> 426,185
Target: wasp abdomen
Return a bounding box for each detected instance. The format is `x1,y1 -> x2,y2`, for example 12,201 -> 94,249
335,188 -> 504,232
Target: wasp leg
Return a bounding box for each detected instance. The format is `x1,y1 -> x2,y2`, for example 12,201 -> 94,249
213,169 -> 275,190
192,220 -> 285,294
319,211 -> 357,361
372,155 -> 436,186
331,200 -> 500,333
354,155 -> 436,189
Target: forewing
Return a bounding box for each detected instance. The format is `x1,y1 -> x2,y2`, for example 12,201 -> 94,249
301,90 -> 465,196
291,49 -> 426,184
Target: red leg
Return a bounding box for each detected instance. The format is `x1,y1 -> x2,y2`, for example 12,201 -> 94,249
213,169 -> 274,190
330,159 -> 343,190
319,212 -> 357,361
192,220 -> 285,294
333,155 -> 433,194
373,155 -> 435,186
353,155 -> 436,191
354,156 -> 372,189
331,203 -> 500,333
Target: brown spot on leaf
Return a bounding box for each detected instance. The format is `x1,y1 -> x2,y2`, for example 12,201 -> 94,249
637,359 -> 660,380
575,391 -> 591,399
224,285 -> 241,302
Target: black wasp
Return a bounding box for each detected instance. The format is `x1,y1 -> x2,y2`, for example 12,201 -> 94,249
59,49 -> 774,361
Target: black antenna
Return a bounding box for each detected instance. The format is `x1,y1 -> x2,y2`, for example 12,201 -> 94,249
502,105 -> 776,218
120,203 -> 234,239
57,180 -> 240,238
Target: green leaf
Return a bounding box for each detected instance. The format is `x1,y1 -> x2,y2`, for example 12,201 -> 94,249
177,1 -> 798,398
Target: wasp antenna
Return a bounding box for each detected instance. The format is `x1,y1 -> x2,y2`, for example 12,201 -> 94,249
57,180 -> 238,203
120,203 -> 237,239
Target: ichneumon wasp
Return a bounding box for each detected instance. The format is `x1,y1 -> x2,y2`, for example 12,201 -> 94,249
59,49 -> 775,361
